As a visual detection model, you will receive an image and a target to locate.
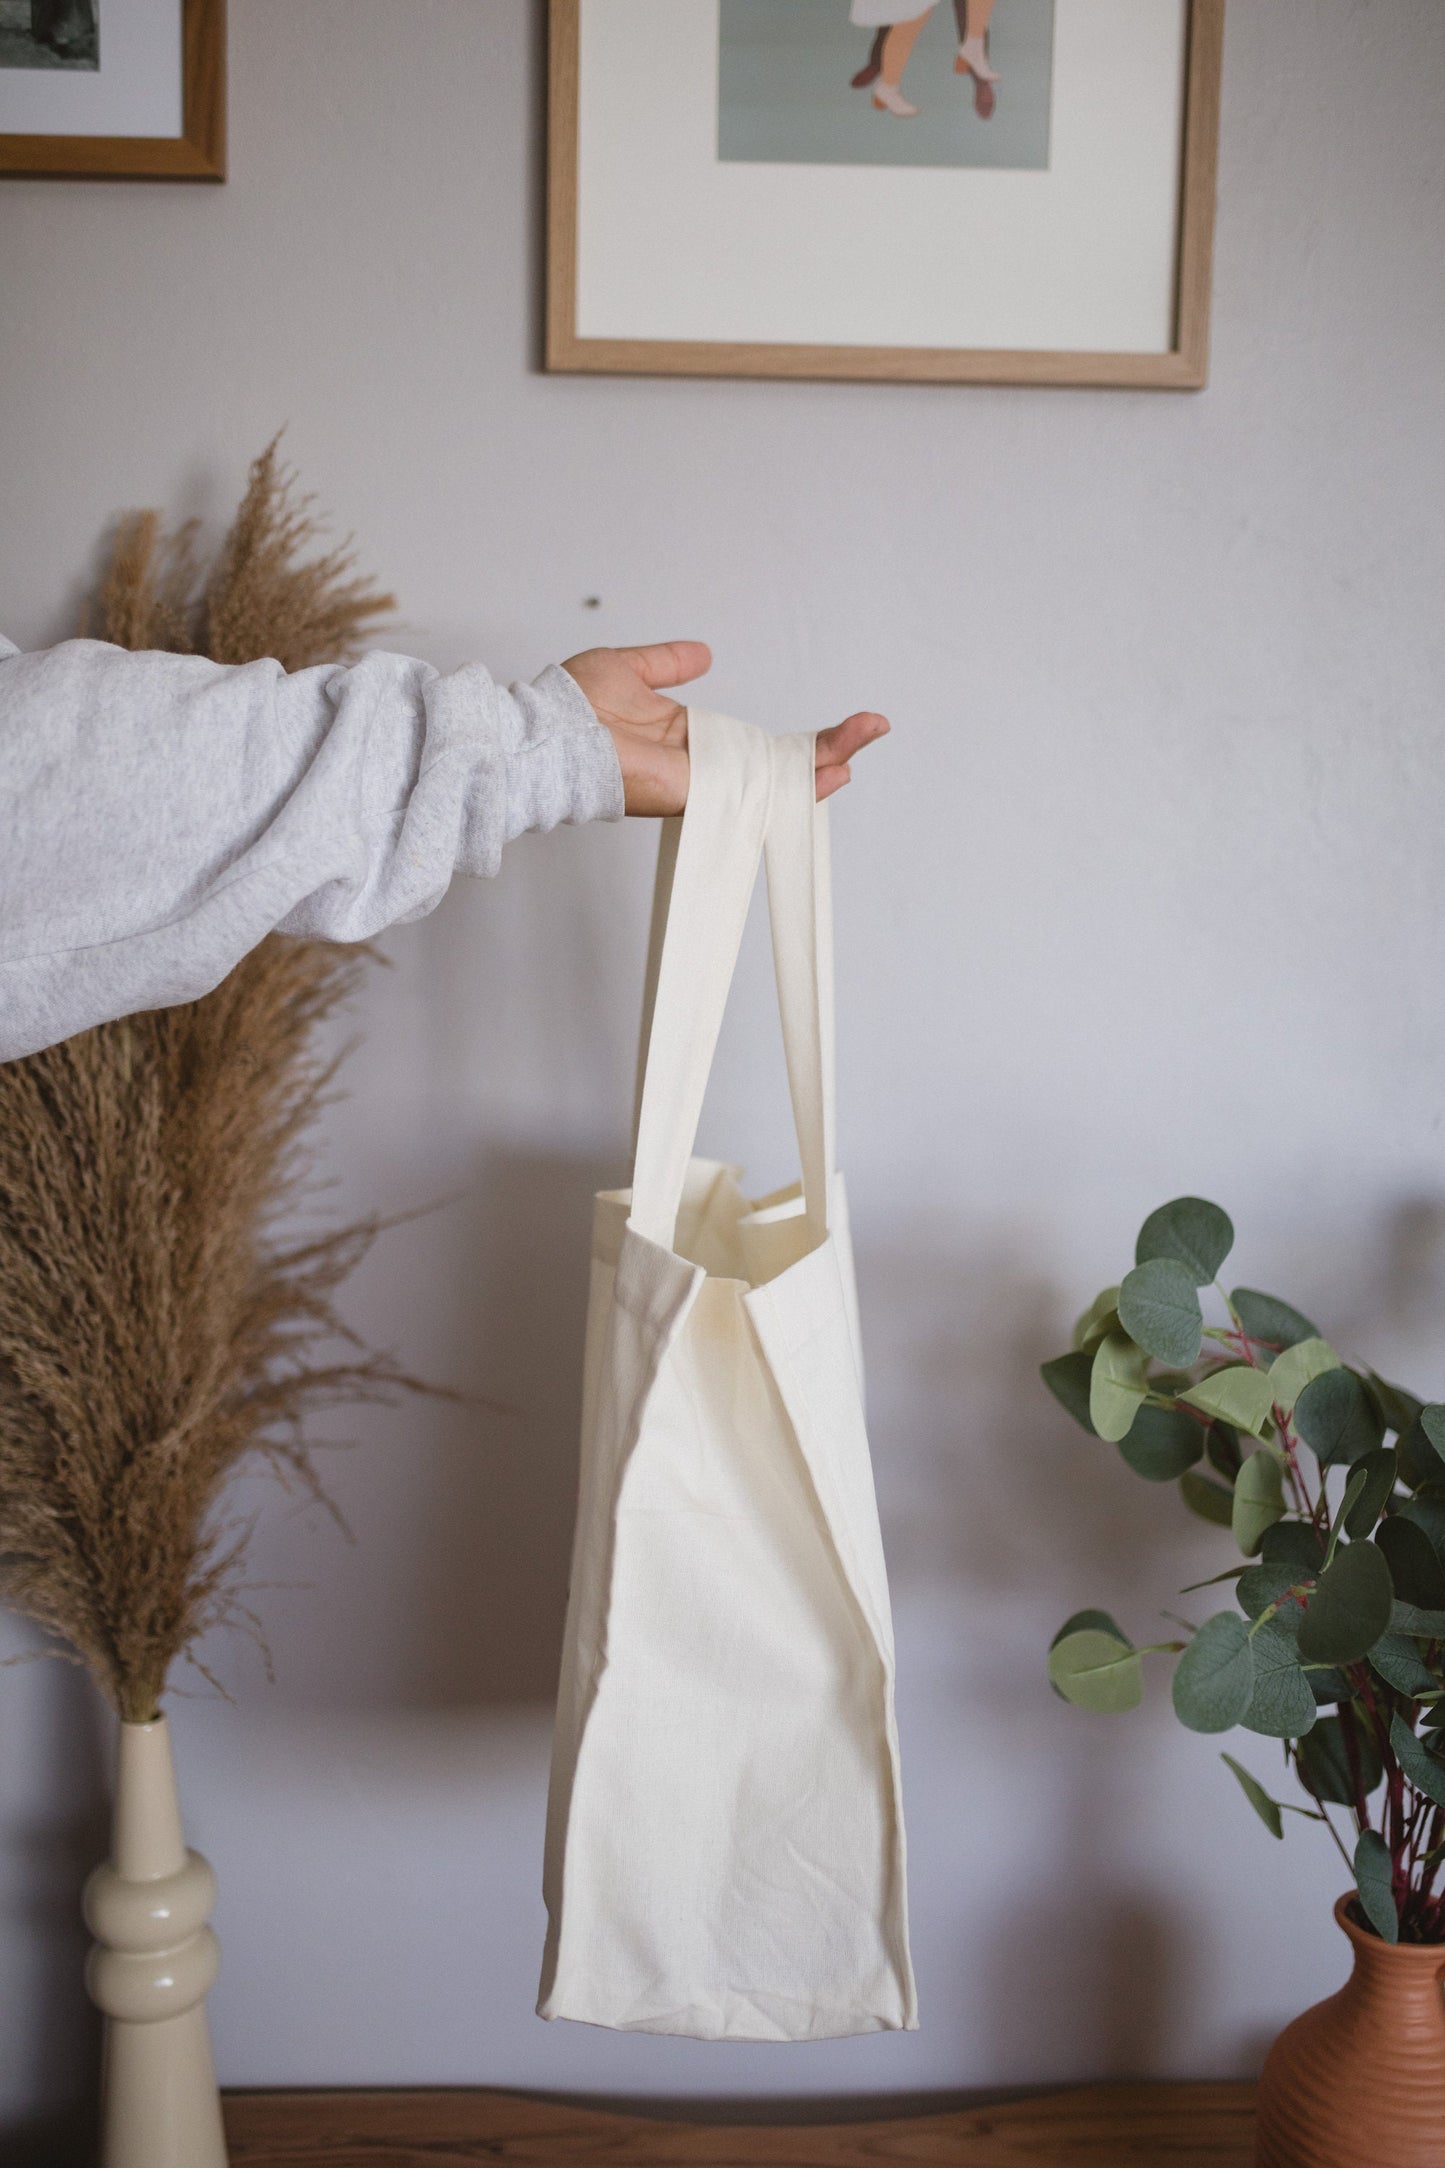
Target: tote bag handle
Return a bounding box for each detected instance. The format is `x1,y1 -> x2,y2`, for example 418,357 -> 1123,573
630,712 -> 835,1252
763,730 -> 836,1248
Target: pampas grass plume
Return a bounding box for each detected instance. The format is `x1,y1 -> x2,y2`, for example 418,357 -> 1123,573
0,441 -> 411,1722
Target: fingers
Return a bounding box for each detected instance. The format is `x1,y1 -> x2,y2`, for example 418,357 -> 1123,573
814,711 -> 888,801
814,710 -> 888,797
621,640 -> 713,691
816,710 -> 889,769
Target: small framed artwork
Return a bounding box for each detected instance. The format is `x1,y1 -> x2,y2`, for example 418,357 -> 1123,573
547,0 -> 1223,388
0,0 -> 224,179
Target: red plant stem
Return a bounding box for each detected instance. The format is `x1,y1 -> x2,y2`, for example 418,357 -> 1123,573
1350,1665 -> 1393,1760
1339,1702 -> 1371,1832
1402,1793 -> 1427,1879
1421,1807 -> 1445,1903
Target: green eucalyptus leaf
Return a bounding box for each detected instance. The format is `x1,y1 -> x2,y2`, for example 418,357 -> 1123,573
1376,1516 -> 1445,1610
1041,1350 -> 1098,1434
1182,1365 -> 1277,1440
1389,1715 -> 1445,1811
1333,1465 -> 1370,1546
1232,1449 -> 1287,1557
1221,1752 -> 1284,1838
1267,1338 -> 1341,1415
1399,1496 -> 1445,1566
1118,1259 -> 1203,1366
1260,1520 -> 1327,1571
1136,1197 -> 1234,1285
1241,1622 -> 1318,1739
1306,1666 -> 1355,1705
1046,1608 -> 1137,1705
1182,1565 -> 1249,1593
1369,1633 -> 1440,1699
1390,1599 -> 1445,1638
1231,1287 -> 1319,1353
1237,1560 -> 1313,1632
1180,1468 -> 1236,1527
1090,1332 -> 1150,1444
1173,1612 -> 1254,1733
1397,1418 -> 1443,1492
1297,1714 -> 1383,1807
1297,1542 -> 1394,1666
1345,1448 -> 1398,1540
1207,1421 -> 1244,1481
1048,1629 -> 1143,1714
1294,1369 -> 1385,1468
1050,1609 -> 1128,1650
1354,1830 -> 1399,1944
1147,1369 -> 1196,1399
1072,1286 -> 1122,1352
1117,1403 -> 1205,1483
1364,1373 -> 1423,1437
1422,1406 -> 1445,1467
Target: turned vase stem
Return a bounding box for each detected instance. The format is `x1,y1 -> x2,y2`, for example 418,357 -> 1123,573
82,1716 -> 228,2168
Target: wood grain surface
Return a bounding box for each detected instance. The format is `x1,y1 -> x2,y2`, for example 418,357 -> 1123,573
224,2082 -> 1258,2166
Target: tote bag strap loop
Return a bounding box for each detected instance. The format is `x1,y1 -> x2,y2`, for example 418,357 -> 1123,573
629,710 -> 774,1249
764,732 -> 837,1245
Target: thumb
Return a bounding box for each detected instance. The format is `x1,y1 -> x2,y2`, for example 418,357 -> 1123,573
619,640 -> 712,691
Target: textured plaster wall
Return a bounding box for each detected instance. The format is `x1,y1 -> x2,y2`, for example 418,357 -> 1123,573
1,0 -> 1443,2145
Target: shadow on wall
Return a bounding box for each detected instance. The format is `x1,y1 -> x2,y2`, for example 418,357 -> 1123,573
2,1658 -> 107,2168
856,1221 -> 1206,1620
973,1733 -> 1194,2077
855,1223 -> 1206,2074
391,1145 -> 618,1707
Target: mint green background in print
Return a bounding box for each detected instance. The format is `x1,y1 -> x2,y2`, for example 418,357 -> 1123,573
718,0 -> 1055,172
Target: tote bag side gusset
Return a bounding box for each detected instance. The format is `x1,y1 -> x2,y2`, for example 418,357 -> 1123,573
537,1236 -> 702,2017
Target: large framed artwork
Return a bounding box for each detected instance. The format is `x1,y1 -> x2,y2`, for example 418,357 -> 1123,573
547,0 -> 1223,388
0,0 -> 224,179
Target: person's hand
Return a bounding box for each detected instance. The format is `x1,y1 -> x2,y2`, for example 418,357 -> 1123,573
563,642 -> 889,816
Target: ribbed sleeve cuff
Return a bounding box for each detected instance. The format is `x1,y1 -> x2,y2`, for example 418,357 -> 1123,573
504,662 -> 625,843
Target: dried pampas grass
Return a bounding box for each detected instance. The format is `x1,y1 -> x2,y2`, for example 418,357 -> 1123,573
94,434 -> 395,672
0,440 -> 409,1722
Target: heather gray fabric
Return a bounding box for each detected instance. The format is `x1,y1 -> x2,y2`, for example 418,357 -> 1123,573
0,633 -> 624,1062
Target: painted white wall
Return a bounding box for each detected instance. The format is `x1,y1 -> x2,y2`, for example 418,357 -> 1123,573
2,0 -> 1444,2144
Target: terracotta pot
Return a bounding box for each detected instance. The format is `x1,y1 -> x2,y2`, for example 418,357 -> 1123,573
1256,1893 -> 1445,2168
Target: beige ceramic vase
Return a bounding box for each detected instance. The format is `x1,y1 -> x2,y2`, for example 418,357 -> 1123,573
1256,1894 -> 1445,2168
82,1716 -> 228,2168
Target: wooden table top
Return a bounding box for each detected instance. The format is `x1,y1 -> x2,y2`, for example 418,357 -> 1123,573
223,2081 -> 1258,2166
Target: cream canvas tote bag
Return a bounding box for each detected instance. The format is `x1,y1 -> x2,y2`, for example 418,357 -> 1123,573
537,711 -> 916,2042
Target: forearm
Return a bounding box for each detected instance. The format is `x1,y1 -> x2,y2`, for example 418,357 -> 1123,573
0,635 -> 622,1061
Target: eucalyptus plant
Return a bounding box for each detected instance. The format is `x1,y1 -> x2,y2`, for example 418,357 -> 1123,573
1045,1197 -> 1445,1945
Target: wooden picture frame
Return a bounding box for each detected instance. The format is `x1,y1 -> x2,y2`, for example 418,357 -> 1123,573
0,0 -> 225,180
547,0 -> 1222,389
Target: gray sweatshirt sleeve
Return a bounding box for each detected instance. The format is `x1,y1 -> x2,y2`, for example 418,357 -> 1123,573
0,634 -> 624,1062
